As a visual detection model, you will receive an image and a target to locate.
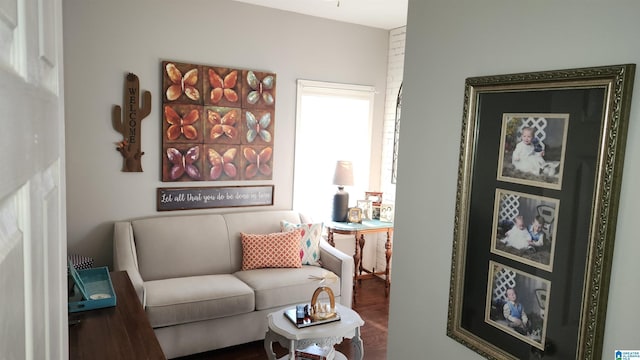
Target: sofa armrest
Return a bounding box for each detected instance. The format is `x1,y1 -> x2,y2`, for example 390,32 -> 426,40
113,221 -> 146,305
319,239 -> 353,308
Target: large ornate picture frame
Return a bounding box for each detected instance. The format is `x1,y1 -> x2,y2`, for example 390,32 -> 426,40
447,64 -> 635,360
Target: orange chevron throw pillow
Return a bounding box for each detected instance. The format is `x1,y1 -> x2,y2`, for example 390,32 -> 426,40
241,229 -> 303,271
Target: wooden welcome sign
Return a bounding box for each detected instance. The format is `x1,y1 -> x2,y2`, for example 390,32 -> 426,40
112,73 -> 151,172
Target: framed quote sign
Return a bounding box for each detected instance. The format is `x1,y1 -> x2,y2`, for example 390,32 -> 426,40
157,185 -> 274,211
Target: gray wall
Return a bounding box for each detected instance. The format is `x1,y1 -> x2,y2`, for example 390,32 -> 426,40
63,0 -> 389,267
389,0 -> 640,358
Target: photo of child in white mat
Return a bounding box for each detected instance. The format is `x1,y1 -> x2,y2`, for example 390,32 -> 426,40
485,261 -> 551,351
497,113 -> 569,190
491,189 -> 560,272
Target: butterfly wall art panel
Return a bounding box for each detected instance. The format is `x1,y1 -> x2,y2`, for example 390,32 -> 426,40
162,61 -> 203,105
205,144 -> 240,181
240,145 -> 273,180
161,60 -> 276,183
163,104 -> 204,143
204,106 -> 242,145
162,144 -> 204,182
242,109 -> 274,145
241,70 -> 276,109
203,66 -> 243,108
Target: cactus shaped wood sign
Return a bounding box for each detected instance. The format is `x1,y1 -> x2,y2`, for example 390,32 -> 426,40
112,73 -> 151,172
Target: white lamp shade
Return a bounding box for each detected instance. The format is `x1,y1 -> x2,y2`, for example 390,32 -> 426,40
333,160 -> 354,186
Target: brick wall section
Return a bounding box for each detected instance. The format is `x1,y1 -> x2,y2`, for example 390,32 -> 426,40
376,26 -> 405,273
380,26 -> 405,204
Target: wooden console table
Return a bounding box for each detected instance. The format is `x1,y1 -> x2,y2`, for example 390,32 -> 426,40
326,220 -> 393,301
69,271 -> 166,360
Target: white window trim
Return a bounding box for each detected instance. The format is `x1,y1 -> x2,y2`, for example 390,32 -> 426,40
293,79 -> 376,221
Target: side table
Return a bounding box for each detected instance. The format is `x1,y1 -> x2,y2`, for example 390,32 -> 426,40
326,220 -> 393,301
264,303 -> 364,360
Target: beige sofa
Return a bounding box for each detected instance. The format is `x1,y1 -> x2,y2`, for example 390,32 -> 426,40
113,210 -> 353,359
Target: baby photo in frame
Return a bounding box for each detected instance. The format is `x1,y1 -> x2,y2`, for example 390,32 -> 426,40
347,207 -> 363,223
497,113 -> 569,190
491,189 -> 559,272
357,200 -> 373,220
485,261 -> 551,350
371,205 -> 381,220
379,203 -> 394,222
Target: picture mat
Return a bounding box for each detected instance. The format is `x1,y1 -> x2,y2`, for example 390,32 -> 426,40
458,87 -> 599,359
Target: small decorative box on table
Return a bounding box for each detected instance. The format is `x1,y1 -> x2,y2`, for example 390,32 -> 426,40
285,287 -> 340,328
68,261 -> 116,313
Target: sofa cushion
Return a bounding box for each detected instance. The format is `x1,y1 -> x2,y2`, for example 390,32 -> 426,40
234,266 -> 341,310
241,229 -> 302,270
131,214 -> 231,281
280,220 -> 323,266
144,275 -> 254,328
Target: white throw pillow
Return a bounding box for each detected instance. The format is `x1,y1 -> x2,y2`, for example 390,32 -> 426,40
280,220 -> 323,266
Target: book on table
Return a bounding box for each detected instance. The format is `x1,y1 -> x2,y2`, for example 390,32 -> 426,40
295,344 -> 335,360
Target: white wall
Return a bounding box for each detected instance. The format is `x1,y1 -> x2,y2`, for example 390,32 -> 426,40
388,1 -> 640,359
62,0 -> 389,267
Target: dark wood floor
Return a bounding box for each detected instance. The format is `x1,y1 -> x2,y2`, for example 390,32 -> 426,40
176,277 -> 389,360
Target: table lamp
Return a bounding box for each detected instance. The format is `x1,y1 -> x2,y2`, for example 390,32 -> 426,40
332,160 -> 354,222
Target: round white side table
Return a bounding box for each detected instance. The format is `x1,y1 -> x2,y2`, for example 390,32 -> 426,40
264,303 -> 364,360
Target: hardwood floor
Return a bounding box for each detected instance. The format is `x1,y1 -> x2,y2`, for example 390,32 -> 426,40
176,277 -> 389,360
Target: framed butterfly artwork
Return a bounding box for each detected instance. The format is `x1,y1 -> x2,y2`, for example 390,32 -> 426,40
161,60 -> 276,182
240,145 -> 273,181
204,106 -> 242,145
203,66 -> 242,108
163,104 -> 204,144
204,145 -> 240,181
162,62 -> 202,104
241,70 -> 276,109
242,109 -> 273,145
162,144 -> 203,182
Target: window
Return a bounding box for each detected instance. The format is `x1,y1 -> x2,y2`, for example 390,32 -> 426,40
293,80 -> 374,222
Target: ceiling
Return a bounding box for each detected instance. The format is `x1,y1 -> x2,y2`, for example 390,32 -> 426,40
231,0 -> 408,30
